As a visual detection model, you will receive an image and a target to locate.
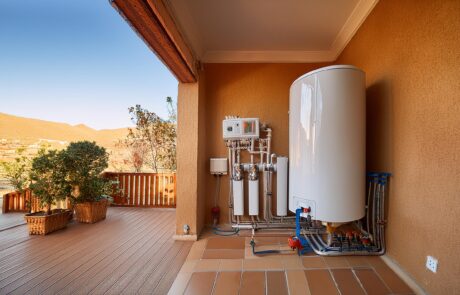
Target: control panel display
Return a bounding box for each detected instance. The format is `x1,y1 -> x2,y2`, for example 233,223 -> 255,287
223,118 -> 259,140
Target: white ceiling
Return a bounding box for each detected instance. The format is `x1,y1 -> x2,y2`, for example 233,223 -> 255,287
166,0 -> 378,63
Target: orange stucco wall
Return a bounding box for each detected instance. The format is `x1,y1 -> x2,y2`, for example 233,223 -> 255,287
336,0 -> 460,293
200,63 -> 328,225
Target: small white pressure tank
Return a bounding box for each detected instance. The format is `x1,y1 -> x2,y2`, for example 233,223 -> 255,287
288,65 -> 366,223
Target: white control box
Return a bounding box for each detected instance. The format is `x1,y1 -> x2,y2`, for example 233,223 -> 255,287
223,118 -> 259,140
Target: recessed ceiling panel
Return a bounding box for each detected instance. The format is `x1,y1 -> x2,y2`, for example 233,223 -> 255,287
166,0 -> 377,62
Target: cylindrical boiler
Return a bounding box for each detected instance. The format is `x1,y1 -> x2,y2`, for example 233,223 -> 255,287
288,65 -> 366,223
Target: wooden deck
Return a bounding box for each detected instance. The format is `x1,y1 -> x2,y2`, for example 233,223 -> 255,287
0,213 -> 25,232
0,207 -> 191,295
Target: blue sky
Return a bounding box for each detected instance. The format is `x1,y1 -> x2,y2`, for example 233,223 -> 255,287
0,0 -> 178,130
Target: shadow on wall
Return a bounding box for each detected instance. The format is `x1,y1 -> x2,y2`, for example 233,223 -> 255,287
366,79 -> 393,173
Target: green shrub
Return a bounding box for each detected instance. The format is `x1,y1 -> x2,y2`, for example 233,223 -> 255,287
0,148 -> 31,194
29,150 -> 69,215
61,141 -> 110,203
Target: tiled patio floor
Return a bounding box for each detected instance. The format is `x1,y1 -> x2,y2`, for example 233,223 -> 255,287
0,207 -> 191,295
169,234 -> 414,295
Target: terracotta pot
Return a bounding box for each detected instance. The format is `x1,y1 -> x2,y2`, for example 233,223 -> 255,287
74,199 -> 108,223
24,209 -> 72,235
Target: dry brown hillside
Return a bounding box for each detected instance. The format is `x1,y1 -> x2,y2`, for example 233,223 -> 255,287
0,112 -> 128,147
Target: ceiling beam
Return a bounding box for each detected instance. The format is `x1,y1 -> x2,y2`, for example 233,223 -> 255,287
111,0 -> 197,83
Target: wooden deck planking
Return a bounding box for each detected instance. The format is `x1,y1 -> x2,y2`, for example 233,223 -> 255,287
138,241 -> 192,294
0,213 -> 26,232
0,210 -> 140,272
0,210 -> 143,285
0,207 -> 191,295
1,209 -> 160,293
17,212 -> 171,294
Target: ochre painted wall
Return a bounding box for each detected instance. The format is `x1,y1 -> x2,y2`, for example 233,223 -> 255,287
336,0 -> 460,293
201,63 -> 328,225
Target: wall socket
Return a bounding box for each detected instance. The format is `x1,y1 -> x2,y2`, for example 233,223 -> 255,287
426,256 -> 438,273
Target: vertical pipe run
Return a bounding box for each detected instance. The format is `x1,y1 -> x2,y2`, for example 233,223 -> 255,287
276,157 -> 288,216
233,180 -> 244,216
249,179 -> 259,216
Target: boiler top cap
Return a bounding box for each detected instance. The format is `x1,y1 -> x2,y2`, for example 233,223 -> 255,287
292,65 -> 364,85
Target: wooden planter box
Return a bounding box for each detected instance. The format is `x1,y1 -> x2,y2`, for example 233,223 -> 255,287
74,199 -> 108,223
24,209 -> 72,235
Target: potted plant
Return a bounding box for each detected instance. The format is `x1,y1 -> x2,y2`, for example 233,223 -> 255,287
25,150 -> 72,235
62,141 -> 111,223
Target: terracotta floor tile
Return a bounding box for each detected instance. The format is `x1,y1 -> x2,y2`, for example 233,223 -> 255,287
323,256 -> 350,268
206,237 -> 245,250
250,236 -> 282,245
243,258 -> 283,270
280,245 -> 294,251
239,272 -> 265,295
346,256 -> 371,267
331,268 -> 366,295
202,249 -> 245,259
187,244 -> 205,260
253,244 -> 282,251
212,271 -> 241,295
184,272 -> 216,295
302,256 -> 327,269
194,259 -> 221,272
220,259 -> 243,271
266,271 -> 289,295
305,270 -> 340,295
283,257 -> 304,270
194,238 -> 208,249
366,256 -> 388,268
286,270 -> 311,295
372,264 -> 413,294
354,268 -> 391,295
301,251 -> 317,256
246,248 -> 297,260
244,246 -> 255,259
167,272 -> 192,295
180,260 -> 199,273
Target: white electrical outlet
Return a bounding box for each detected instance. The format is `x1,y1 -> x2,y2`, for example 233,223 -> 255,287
426,256 -> 438,273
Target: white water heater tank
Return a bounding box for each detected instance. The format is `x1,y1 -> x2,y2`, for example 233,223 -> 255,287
289,65 -> 366,223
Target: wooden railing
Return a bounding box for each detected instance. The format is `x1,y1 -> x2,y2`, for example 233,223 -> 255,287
2,189 -> 43,213
1,172 -> 177,213
103,172 -> 176,208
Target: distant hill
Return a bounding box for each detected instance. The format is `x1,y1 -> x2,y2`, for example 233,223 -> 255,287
0,113 -> 128,147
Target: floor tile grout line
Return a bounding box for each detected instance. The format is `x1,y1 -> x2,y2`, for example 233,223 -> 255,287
368,263 -> 394,293
210,271 -> 218,295
351,268 -> 369,295
265,270 -> 268,295
284,270 -> 291,295
328,268 -> 343,295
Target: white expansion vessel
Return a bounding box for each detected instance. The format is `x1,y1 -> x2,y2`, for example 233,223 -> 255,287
289,65 -> 366,223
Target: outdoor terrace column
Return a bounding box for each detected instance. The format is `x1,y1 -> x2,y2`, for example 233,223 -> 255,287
175,78 -> 206,240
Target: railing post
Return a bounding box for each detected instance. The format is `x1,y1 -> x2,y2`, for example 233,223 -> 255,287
100,172 -> 176,208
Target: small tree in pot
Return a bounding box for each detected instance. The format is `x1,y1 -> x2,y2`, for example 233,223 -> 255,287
25,150 -> 72,235
62,141 -> 111,223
